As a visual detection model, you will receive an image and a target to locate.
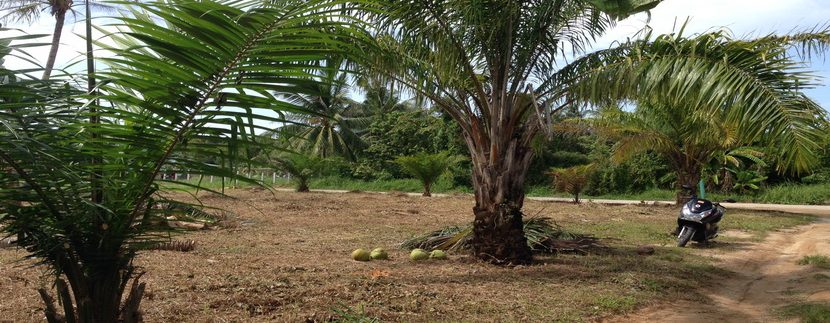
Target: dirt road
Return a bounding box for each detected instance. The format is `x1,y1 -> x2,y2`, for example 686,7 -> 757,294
609,218 -> 830,323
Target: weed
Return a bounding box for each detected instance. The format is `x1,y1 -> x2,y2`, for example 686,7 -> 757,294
814,273 -> 830,281
331,304 -> 380,323
777,302 -> 830,323
797,255 -> 830,269
593,295 -> 638,313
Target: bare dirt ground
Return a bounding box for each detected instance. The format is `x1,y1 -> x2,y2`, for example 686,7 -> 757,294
610,218 -> 830,323
0,189 -> 824,322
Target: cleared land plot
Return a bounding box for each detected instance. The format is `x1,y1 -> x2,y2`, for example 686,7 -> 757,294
0,190 -> 816,322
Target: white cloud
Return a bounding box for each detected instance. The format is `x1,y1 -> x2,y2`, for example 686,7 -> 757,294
596,0 -> 830,47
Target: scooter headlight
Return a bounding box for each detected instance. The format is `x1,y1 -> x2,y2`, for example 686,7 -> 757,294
681,205 -> 710,221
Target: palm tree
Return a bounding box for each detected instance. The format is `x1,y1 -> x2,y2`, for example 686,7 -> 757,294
365,1 -> 830,264
0,0 -> 364,321
0,0 -> 115,80
549,164 -> 596,203
583,104 -> 778,203
562,27 -> 829,203
279,57 -> 368,161
359,84 -> 416,115
395,151 -> 462,196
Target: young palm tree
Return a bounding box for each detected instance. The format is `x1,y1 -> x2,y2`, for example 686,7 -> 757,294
582,105 -> 775,203
273,153 -> 325,192
365,1 -> 830,264
549,164 -> 596,203
0,0 -> 365,321
562,27 -> 829,203
395,151 -> 462,196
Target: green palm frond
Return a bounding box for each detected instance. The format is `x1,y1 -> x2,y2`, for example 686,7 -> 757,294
277,57 -> 368,161
400,217 -> 584,253
394,151 -> 463,196
1,0 -> 369,319
558,27 -> 829,174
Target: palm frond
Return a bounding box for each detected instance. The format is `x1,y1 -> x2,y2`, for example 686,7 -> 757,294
558,27 -> 829,174
400,217 -> 587,253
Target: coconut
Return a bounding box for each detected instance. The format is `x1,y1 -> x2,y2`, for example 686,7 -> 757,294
370,248 -> 388,260
351,248 -> 371,261
409,248 -> 429,261
430,249 -> 448,260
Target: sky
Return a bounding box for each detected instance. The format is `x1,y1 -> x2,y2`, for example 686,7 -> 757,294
2,0 -> 830,109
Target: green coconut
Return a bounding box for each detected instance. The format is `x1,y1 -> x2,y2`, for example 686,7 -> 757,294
430,249 -> 448,260
351,248 -> 371,261
409,248 -> 429,261
370,248 -> 388,260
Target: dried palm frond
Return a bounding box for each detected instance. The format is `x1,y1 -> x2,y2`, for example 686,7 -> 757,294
400,217 -> 593,254
145,240 -> 195,252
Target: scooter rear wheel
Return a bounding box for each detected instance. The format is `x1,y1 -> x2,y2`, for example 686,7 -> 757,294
677,226 -> 695,247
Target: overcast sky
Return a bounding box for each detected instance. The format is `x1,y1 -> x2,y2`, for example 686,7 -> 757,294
2,0 -> 830,109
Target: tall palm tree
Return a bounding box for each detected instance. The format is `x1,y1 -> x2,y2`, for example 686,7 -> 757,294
279,57 -> 368,161
359,84 -> 416,115
0,0 -> 365,321
0,0 -> 114,80
365,1 -> 830,265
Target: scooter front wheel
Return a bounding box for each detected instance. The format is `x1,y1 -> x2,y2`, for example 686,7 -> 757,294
677,226 -> 695,247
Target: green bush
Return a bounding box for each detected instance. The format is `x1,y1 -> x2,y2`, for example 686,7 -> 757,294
352,110 -> 466,180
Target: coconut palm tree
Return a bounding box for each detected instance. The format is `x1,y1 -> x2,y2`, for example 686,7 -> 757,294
279,57 -> 369,161
0,0 -> 116,80
364,1 -> 830,264
0,0 -> 365,321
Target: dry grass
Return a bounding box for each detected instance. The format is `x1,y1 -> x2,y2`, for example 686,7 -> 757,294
0,190 -> 814,322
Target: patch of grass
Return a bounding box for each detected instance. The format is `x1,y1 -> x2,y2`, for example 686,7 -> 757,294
756,183 -> 830,205
723,212 -> 815,241
530,183 -> 830,205
331,304 -> 380,323
592,295 -> 638,314
797,255 -> 830,269
777,302 -> 830,323
814,273 -> 830,281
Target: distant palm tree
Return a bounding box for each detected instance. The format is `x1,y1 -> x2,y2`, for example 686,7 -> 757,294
359,84 -> 417,115
279,57 -> 368,161
395,151 -> 463,196
0,0 -> 114,80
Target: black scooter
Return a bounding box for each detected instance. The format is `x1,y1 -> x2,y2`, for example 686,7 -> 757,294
676,185 -> 725,247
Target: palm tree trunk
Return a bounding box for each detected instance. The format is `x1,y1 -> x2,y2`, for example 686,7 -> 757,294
675,166 -> 702,205
466,130 -> 533,265
422,183 -> 431,197
297,179 -> 309,192
42,9 -> 67,80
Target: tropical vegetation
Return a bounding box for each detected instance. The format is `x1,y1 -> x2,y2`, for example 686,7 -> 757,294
2,0 -> 830,320
0,0 -> 366,320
